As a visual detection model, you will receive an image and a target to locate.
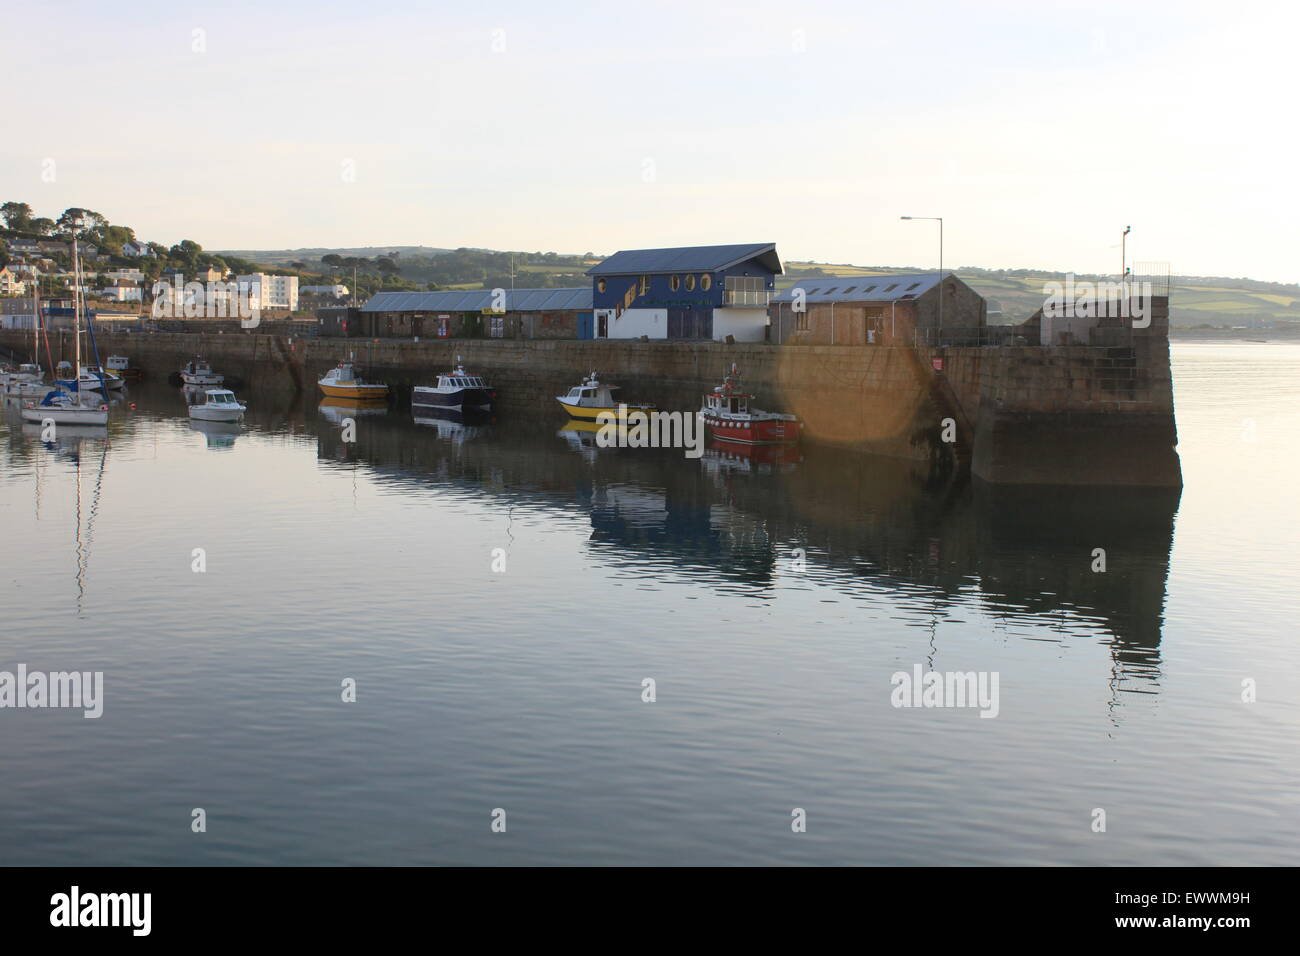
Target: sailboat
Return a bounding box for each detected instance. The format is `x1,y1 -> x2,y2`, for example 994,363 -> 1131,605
4,278 -> 49,398
20,226 -> 109,427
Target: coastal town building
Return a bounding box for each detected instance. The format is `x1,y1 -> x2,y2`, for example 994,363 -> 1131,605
301,284 -> 350,300
769,272 -> 986,345
121,240 -> 149,256
0,265 -> 27,296
102,278 -> 143,302
236,273 -> 299,310
356,287 -> 591,339
588,242 -> 780,342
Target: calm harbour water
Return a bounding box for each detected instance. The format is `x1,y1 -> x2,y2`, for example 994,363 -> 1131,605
1,341 -> 1297,866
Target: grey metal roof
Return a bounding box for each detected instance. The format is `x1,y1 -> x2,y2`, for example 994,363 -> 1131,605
772,272 -> 944,304
586,243 -> 781,276
361,287 -> 592,313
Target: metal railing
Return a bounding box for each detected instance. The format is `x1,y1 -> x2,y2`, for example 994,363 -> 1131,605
721,289 -> 773,307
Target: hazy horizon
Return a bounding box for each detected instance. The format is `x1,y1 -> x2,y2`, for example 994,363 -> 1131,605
5,0 -> 1296,284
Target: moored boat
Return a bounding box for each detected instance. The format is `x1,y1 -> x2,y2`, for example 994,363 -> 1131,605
701,365 -> 800,445
187,388 -> 246,422
555,372 -> 654,421
413,358 -> 495,411
318,362 -> 389,400
106,355 -> 142,381
20,388 -> 109,426
3,363 -> 46,396
180,358 -> 224,386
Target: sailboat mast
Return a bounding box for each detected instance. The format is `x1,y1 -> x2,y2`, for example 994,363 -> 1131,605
31,268 -> 40,365
72,225 -> 82,376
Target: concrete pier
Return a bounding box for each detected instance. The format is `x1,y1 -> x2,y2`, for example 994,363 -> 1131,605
0,314 -> 1181,487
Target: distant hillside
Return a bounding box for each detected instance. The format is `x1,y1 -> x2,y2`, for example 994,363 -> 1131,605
784,262 -> 1300,329
218,245 -> 458,263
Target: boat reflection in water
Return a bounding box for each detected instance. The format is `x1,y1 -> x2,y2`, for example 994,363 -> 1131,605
319,396 -> 389,424
413,405 -> 495,443
701,437 -> 802,475
308,401 -> 1180,701
188,418 -> 242,449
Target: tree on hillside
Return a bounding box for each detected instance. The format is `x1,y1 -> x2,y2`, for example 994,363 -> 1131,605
321,254 -> 343,268
376,257 -> 399,276
57,207 -> 108,235
97,224 -> 137,256
1,201 -> 33,232
30,218 -> 55,237
169,239 -> 203,271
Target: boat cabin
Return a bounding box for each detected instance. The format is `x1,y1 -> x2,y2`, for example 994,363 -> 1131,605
563,377 -> 620,408
705,387 -> 750,416
199,389 -> 240,407
438,365 -> 490,390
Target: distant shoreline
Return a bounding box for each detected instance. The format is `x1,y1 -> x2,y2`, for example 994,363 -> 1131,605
1170,328 -> 1300,341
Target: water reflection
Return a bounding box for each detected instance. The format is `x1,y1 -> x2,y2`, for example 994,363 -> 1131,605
5,382 -> 1182,701
298,382 -> 1182,694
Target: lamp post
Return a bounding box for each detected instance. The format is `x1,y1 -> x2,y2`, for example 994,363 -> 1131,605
1121,225 -> 1131,279
902,216 -> 943,339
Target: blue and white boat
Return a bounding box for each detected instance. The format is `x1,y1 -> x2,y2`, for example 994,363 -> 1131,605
412,358 -> 496,412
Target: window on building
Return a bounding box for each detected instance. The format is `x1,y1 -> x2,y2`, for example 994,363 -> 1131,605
597,279 -> 606,293
884,284 -> 898,292
863,285 -> 876,294
700,274 -> 712,291
489,315 -> 505,338
685,274 -> 696,291
906,282 -> 920,291
669,275 -> 680,291
796,307 -> 810,332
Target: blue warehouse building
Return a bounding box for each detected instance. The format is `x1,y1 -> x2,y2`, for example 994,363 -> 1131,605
587,242 -> 781,342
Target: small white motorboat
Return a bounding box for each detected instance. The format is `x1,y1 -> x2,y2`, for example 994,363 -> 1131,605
20,388 -> 109,426
187,388 -> 246,422
189,390 -> 246,421
181,358 -> 224,386
555,372 -> 655,421
3,364 -> 46,396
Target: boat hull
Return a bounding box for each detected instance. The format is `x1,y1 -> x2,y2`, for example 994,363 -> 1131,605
555,400 -> 656,421
181,373 -> 223,386
188,406 -> 245,422
413,386 -> 494,410
21,405 -> 109,426
319,383 -> 389,400
703,414 -> 800,445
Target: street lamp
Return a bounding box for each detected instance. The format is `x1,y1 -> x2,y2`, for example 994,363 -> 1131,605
901,216 -> 944,336
1121,225 -> 1131,278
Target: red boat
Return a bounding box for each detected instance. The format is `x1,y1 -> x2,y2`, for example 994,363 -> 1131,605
701,365 -> 801,446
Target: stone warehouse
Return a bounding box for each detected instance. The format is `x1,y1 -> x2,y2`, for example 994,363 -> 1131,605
356,287 -> 593,339
770,272 -> 987,346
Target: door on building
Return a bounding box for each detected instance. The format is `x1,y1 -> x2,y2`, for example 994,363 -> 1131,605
596,310 -> 609,338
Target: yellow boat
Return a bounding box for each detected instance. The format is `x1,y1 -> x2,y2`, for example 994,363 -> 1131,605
318,362 -> 389,400
555,373 -> 654,421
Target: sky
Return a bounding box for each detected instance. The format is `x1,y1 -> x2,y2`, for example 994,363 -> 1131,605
4,0 -> 1297,281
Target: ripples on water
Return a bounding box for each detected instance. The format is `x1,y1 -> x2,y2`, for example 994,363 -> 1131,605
0,342 -> 1297,865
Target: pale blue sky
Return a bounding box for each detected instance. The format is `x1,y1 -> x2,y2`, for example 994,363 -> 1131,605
5,0 -> 1295,280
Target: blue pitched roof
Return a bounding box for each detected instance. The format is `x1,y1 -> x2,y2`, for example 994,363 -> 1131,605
772,272 -> 945,304
586,243 -> 781,276
361,287 -> 592,313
